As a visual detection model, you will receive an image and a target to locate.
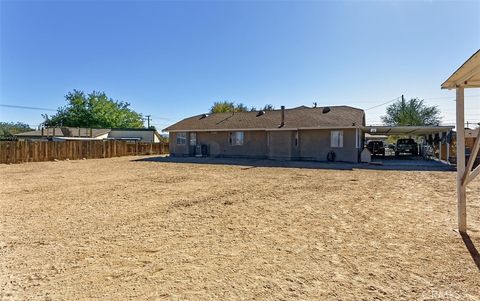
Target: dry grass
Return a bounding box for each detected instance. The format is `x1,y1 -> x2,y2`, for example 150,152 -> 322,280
0,156 -> 479,300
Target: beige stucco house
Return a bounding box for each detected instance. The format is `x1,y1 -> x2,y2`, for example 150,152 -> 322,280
164,105 -> 366,163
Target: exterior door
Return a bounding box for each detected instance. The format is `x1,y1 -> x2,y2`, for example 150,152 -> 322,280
267,131 -> 293,160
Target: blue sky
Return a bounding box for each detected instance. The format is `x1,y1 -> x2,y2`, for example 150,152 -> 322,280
1,0 -> 479,130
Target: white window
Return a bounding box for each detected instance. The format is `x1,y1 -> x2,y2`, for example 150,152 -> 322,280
190,132 -> 197,146
176,132 -> 186,145
229,131 -> 244,146
331,130 -> 343,148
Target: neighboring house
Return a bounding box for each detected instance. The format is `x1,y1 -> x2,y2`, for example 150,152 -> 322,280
164,106 -> 366,162
106,128 -> 163,142
15,127 -> 162,142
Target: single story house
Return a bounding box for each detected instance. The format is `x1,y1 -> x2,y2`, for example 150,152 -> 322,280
163,105 -> 366,162
15,127 -> 162,142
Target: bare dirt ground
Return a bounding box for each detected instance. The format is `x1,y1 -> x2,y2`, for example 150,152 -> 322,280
1,156 -> 479,300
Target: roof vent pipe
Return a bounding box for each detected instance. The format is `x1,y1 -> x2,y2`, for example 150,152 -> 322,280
280,106 -> 285,127
256,110 -> 265,117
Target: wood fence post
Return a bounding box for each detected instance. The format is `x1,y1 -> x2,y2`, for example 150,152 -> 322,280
44,141 -> 48,161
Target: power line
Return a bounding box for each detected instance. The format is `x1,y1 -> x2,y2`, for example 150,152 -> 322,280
364,93 -> 480,116
364,96 -> 401,111
150,114 -> 173,121
423,94 -> 480,100
0,104 -> 57,111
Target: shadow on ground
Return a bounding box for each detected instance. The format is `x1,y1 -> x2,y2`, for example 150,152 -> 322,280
133,155 -> 455,172
461,232 -> 480,271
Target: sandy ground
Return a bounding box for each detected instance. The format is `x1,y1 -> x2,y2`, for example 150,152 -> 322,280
0,156 -> 479,300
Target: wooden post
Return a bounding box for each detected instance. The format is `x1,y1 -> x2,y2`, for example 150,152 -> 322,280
45,140 -> 48,161
12,141 -> 17,163
446,140 -> 450,164
463,129 -> 480,186
439,138 -> 442,161
456,87 -> 466,233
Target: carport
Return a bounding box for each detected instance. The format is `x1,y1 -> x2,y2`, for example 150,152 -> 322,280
442,49 -> 480,234
365,125 -> 454,161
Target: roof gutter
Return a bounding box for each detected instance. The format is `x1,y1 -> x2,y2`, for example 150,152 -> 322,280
165,126 -> 363,133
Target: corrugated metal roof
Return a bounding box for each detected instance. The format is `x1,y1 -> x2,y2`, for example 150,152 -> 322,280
16,127 -> 111,137
366,126 -> 454,136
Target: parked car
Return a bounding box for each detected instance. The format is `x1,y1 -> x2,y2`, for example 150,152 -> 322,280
395,138 -> 418,156
367,140 -> 385,156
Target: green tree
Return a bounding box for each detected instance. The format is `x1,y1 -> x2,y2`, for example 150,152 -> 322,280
210,101 -> 249,113
211,102 -> 275,113
249,104 -> 275,111
0,122 -> 33,137
43,90 -> 144,128
262,104 -> 275,111
381,97 -> 441,126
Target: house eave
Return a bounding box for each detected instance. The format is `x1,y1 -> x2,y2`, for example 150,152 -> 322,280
165,126 -> 362,133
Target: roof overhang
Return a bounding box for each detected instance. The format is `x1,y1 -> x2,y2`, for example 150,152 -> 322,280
365,126 -> 454,136
165,126 -> 362,133
441,49 -> 480,89
51,137 -> 105,141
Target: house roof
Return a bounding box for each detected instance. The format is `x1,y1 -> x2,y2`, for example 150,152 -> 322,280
16,127 -> 111,137
164,106 -> 365,132
442,49 -> 480,89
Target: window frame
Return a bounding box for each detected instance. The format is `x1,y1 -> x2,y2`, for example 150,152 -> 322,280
189,132 -> 197,146
330,130 -> 344,148
229,131 -> 244,146
176,132 -> 187,145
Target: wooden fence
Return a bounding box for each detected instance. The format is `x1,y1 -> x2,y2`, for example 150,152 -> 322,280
0,140 -> 169,164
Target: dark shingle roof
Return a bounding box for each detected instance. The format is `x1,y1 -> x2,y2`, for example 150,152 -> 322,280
164,106 -> 365,131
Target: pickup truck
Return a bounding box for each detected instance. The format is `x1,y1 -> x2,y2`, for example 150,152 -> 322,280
367,140 -> 385,156
395,138 -> 418,156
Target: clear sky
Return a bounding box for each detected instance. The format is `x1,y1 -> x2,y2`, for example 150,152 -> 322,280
1,0 -> 479,130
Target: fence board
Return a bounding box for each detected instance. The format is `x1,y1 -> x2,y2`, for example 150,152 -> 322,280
0,140 -> 168,164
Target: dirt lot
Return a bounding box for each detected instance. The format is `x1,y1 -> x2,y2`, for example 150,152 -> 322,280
1,156 -> 479,300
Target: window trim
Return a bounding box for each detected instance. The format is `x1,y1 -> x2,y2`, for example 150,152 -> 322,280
229,131 -> 244,146
330,130 -> 344,148
189,132 -> 197,146
176,132 -> 187,145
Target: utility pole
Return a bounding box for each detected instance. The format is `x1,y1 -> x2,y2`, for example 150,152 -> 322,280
401,94 -> 405,102
145,115 -> 151,128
